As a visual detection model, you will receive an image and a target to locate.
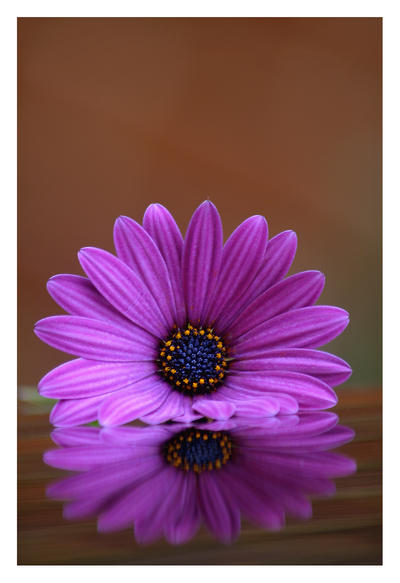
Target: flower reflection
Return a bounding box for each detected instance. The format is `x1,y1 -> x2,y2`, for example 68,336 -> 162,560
44,412 -> 356,544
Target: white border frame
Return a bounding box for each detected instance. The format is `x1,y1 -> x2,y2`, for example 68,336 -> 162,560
4,2 -> 395,579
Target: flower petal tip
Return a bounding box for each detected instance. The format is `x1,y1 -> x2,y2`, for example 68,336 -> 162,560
192,399 -> 236,420
326,391 -> 339,408
200,199 -> 215,208
114,215 -> 132,227
77,246 -> 90,257
46,278 -> 59,293
143,202 -> 167,218
45,483 -> 58,498
312,270 -> 325,282
42,450 -> 55,466
33,318 -> 48,334
281,229 -> 298,250
97,414 -> 113,428
77,248 -> 89,264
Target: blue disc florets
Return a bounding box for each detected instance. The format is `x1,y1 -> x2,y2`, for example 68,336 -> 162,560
158,324 -> 229,395
163,428 -> 233,472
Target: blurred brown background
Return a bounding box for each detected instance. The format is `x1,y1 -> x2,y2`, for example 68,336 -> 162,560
18,17 -> 381,388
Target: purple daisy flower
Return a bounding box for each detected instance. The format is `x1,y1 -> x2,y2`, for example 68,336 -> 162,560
35,202 -> 351,426
44,413 -> 356,544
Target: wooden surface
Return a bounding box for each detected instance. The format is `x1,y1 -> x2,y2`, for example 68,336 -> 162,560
17,386 -> 381,565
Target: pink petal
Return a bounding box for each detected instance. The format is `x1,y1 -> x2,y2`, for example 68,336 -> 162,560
220,465 -> 285,529
232,306 -> 349,355
139,390 -> 185,424
231,348 -> 352,387
43,446 -> 135,471
224,371 -> 338,410
233,397 -> 281,417
164,472 -> 201,544
47,456 -> 162,499
34,315 -> 155,361
216,230 -> 297,331
50,426 -> 101,447
39,358 -> 156,399
265,393 -> 299,414
78,247 -> 169,337
217,385 -> 299,415
97,466 -> 174,532
50,396 -> 104,426
182,201 -> 223,325
172,396 -> 203,423
198,471 -> 241,543
192,398 -> 236,420
207,215 -> 268,326
225,270 -> 325,340
113,216 -> 177,325
47,274 -> 132,329
247,230 -> 297,296
98,377 -> 171,426
142,203 -> 186,326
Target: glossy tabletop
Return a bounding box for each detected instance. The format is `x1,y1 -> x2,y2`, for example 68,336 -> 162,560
18,386 -> 381,565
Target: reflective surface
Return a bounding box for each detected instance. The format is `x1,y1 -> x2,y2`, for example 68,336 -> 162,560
18,387 -> 381,564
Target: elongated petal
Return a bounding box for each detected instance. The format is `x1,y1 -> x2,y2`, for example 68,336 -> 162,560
133,470 -> 187,544
182,201 -> 223,325
300,451 -> 357,476
279,425 -> 355,451
43,446 -> 135,471
135,469 -> 190,532
34,316 -> 155,361
113,216 -> 176,325
198,472 -> 241,543
264,393 -> 299,414
192,398 -> 236,420
236,412 -> 338,441
243,450 -> 354,479
231,348 -> 352,387
172,397 -> 203,423
50,427 -> 101,447
78,247 -> 168,337
218,385 -> 299,415
224,371 -> 337,410
100,425 -> 171,448
97,466 -> 173,532
233,397 -> 281,417
226,271 -> 325,340
139,390 -> 184,424
142,203 -> 186,325
207,215 -> 268,326
164,473 -> 200,544
47,274 -> 131,329
98,377 -> 170,426
248,230 -> 297,293
233,306 -> 349,356
39,358 -> 156,399
220,466 -> 285,529
46,456 -> 162,500
216,230 -> 297,331
267,426 -> 356,452
50,396 -> 103,426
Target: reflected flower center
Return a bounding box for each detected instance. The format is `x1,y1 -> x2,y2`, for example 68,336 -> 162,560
163,428 -> 233,473
158,324 -> 229,395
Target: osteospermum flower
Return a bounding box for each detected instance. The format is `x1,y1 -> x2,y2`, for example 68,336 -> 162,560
44,413 -> 356,544
35,202 -> 351,426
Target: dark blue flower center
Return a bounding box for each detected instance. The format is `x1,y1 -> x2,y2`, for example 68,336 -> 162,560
158,324 -> 229,395
163,428 -> 233,472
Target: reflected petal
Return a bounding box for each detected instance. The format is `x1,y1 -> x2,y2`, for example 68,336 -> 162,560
44,413 -> 356,544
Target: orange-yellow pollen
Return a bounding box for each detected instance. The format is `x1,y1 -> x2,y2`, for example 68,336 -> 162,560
158,324 -> 230,395
163,428 -> 233,474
